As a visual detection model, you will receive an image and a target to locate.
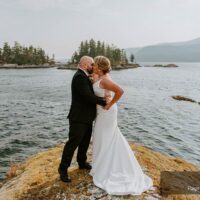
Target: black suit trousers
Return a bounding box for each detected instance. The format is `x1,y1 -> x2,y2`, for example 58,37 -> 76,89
60,119 -> 93,169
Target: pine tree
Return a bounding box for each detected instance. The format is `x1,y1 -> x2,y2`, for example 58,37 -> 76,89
100,42 -> 105,55
70,39 -> 128,66
130,54 -> 135,63
96,41 -> 101,55
0,48 -> 2,63
79,41 -> 85,58
12,41 -> 21,64
71,51 -> 79,64
112,48 -> 121,66
105,45 -> 112,60
89,39 -> 96,58
0,42 -> 52,65
121,49 -> 128,65
2,42 -> 12,63
83,40 -> 89,55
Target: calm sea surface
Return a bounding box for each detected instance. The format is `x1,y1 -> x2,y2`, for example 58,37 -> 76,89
0,63 -> 200,179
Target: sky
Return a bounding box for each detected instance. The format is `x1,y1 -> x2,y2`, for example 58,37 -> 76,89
0,0 -> 200,59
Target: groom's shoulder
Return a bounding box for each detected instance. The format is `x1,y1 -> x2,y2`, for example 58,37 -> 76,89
73,69 -> 86,79
72,70 -> 87,84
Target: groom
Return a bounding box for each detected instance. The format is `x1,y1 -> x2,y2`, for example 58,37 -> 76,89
58,56 -> 107,182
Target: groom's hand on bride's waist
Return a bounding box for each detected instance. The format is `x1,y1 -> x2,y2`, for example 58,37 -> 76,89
102,97 -> 112,110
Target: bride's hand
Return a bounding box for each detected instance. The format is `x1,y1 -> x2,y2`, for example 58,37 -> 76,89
105,96 -> 112,104
102,96 -> 112,110
103,103 -> 112,110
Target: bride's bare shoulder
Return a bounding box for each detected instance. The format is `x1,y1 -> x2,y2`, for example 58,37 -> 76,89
101,74 -> 113,83
99,74 -> 115,88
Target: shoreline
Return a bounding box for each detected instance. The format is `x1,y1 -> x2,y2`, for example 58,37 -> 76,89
0,142 -> 199,199
0,64 -> 140,70
0,63 -> 181,69
0,64 -> 56,69
57,63 -> 141,70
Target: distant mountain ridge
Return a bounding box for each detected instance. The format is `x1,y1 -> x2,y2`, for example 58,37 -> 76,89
125,37 -> 200,62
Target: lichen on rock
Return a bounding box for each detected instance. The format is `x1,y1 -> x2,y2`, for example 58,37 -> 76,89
0,142 -> 199,200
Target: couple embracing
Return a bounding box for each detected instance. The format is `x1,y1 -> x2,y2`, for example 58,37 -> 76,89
58,55 -> 153,195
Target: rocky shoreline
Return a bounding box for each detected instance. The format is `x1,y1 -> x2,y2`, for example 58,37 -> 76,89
57,63 -> 141,70
0,142 -> 199,200
0,64 -> 56,69
0,63 -> 141,70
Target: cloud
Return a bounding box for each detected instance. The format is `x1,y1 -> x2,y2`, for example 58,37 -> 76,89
1,0 -> 200,58
0,0 -> 105,12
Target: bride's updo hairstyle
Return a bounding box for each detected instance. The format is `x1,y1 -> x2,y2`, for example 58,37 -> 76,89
94,56 -> 112,74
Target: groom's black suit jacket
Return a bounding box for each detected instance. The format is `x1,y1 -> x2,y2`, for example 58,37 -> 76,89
67,69 -> 106,123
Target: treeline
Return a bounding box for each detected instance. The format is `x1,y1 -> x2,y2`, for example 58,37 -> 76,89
0,42 -> 55,65
70,39 -> 129,66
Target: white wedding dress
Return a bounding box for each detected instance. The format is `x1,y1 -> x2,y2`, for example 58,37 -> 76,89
89,78 -> 153,195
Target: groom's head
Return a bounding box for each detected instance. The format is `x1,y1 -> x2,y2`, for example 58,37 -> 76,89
79,56 -> 94,74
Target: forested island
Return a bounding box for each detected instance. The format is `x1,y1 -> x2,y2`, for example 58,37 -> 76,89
0,42 -> 55,68
71,39 -> 128,65
58,39 -> 140,70
0,40 -> 139,70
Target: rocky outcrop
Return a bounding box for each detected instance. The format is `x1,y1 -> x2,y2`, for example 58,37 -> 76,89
0,142 -> 199,200
112,64 -> 141,70
172,96 -> 200,105
0,64 -> 55,69
153,64 -> 179,68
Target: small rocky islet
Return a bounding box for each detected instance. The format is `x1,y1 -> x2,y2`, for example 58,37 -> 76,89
172,95 -> 200,105
144,64 -> 179,68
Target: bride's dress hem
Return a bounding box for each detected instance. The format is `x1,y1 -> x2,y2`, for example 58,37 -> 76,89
89,171 -> 153,196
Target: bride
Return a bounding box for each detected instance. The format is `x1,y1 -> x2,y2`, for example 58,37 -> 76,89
89,56 -> 153,195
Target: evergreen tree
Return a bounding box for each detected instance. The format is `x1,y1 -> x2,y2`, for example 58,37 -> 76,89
71,51 -> 79,64
22,47 -> 29,64
112,48 -> 121,66
71,39 -> 128,66
0,48 -> 2,63
105,45 -> 112,60
121,49 -> 128,65
0,42 -> 53,65
2,42 -> 12,63
130,54 -> 135,63
83,40 -> 89,55
96,41 -> 102,55
88,39 -> 96,58
79,41 -> 85,59
12,41 -> 22,64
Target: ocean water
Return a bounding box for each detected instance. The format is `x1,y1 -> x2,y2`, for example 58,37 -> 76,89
0,63 -> 200,180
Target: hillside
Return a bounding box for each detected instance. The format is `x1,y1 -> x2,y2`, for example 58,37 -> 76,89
126,37 -> 200,62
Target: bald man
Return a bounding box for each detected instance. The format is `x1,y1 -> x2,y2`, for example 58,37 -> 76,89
58,56 -> 106,182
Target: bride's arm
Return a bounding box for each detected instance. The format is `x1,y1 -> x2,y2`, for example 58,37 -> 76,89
100,78 -> 124,110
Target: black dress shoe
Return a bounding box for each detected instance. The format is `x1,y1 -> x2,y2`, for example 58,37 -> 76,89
79,162 -> 92,170
58,166 -> 71,182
